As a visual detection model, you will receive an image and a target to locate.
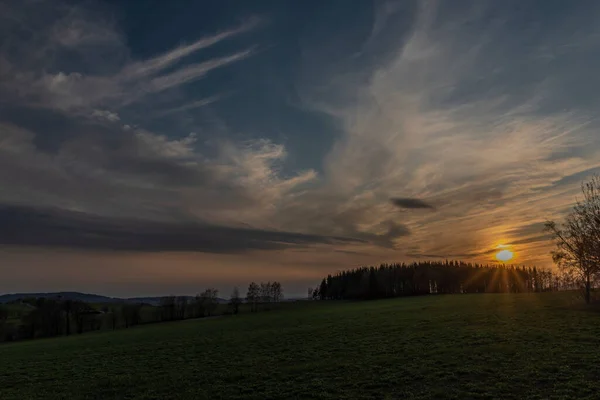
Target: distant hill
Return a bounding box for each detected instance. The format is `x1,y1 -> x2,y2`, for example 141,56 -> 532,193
0,292 -> 228,305
0,292 -> 116,304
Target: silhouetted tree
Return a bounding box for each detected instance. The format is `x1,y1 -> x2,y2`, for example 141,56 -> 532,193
271,282 -> 283,303
0,305 -> 8,341
315,261 -> 556,301
318,278 -> 327,300
199,288 -> 219,317
546,176 -> 600,303
0,305 -> 8,323
62,299 -> 73,336
30,298 -> 64,337
123,303 -> 142,328
246,282 -> 260,312
71,301 -> 90,334
260,282 -> 271,305
175,296 -> 188,320
109,306 -> 118,330
312,286 -> 320,300
193,294 -> 206,318
160,296 -> 176,321
229,287 -> 242,314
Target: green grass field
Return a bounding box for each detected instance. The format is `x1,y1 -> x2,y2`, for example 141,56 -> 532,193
1,293 -> 599,400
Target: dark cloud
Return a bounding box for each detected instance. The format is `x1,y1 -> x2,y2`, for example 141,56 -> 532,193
504,223 -> 547,238
390,197 -> 435,210
509,235 -> 552,246
334,249 -> 369,256
501,223 -> 551,246
383,222 -> 411,239
543,167 -> 600,192
357,221 -> 411,249
406,248 -> 498,260
456,249 -> 499,258
0,204 -> 363,253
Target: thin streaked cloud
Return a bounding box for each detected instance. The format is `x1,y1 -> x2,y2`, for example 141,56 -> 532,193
0,0 -> 599,296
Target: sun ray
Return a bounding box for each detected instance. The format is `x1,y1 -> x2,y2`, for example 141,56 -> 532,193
461,267 -> 488,292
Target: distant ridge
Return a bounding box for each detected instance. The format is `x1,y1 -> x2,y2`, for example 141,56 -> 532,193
0,292 -> 228,305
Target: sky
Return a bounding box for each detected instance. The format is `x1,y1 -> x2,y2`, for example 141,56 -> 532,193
1,0 -> 600,298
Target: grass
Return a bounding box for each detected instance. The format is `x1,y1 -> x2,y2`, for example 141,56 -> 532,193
1,293 -> 600,399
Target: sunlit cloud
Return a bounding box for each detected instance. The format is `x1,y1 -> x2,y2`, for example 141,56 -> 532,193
293,0 -> 600,266
1,0 -> 600,296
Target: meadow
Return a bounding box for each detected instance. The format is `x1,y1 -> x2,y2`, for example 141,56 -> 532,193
1,293 -> 599,400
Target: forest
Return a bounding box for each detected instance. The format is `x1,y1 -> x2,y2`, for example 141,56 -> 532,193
312,261 -> 566,301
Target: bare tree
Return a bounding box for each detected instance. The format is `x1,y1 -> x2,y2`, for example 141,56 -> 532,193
546,176 -> 600,303
260,282 -> 272,304
0,306 -> 8,323
208,289 -> 219,316
229,287 -> 242,314
62,300 -> 72,336
175,296 -> 188,320
109,306 -> 118,330
271,282 -> 283,303
72,301 -> 88,334
193,294 -> 206,318
199,288 -> 219,317
160,296 -> 176,321
246,282 -> 260,312
122,303 -> 142,328
0,307 -> 11,341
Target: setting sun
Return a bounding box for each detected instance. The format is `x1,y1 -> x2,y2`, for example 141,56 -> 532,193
496,249 -> 514,262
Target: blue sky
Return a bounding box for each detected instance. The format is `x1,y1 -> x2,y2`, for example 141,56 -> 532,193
1,0 -> 600,297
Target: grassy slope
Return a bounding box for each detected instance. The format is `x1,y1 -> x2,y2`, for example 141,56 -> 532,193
1,293 -> 599,400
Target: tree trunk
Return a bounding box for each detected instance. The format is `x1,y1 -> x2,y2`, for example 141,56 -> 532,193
66,312 -> 70,336
585,274 -> 591,304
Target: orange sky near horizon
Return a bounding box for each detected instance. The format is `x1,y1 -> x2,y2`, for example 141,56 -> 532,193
1,0 -> 600,297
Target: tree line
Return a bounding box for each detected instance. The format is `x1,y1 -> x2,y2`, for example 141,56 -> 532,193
246,281 -> 283,312
312,262 -> 560,301
0,281 -> 283,343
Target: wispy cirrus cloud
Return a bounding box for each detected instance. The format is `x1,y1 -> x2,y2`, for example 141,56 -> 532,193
141,49 -> 254,97
120,17 -> 261,80
151,95 -> 224,118
2,0 -> 600,298
289,0 -> 600,265
0,1 -> 258,113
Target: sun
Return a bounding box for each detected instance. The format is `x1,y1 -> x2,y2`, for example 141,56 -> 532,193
496,249 -> 514,262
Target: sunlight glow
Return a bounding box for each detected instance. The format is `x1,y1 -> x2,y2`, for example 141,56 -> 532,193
496,249 -> 514,262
